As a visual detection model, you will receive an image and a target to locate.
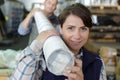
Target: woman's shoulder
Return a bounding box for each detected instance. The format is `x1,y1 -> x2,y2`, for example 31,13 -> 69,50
82,47 -> 102,63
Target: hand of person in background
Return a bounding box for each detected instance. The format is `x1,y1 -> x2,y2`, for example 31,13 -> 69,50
64,58 -> 84,80
29,8 -> 43,18
20,8 -> 43,30
30,7 -> 52,18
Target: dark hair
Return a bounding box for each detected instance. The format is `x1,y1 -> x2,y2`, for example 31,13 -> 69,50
58,3 -> 92,28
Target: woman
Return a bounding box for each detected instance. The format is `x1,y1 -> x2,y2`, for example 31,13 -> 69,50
9,3 -> 106,80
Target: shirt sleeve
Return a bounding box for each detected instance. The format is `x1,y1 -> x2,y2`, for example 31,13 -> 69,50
18,18 -> 34,36
9,40 -> 43,80
18,23 -> 31,35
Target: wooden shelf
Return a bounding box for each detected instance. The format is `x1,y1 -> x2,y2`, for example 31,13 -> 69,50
87,5 -> 120,15
0,68 -> 13,80
0,75 -> 9,80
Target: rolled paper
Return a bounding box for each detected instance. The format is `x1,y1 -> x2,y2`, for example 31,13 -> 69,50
34,11 -> 74,75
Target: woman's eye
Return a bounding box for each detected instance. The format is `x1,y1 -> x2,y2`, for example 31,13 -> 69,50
81,27 -> 88,31
68,27 -> 73,30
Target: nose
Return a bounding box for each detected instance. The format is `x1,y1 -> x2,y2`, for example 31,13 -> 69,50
74,30 -> 81,40
49,4 -> 54,9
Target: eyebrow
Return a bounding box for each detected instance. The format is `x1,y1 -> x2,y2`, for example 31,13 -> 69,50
66,25 -> 86,27
80,25 -> 87,27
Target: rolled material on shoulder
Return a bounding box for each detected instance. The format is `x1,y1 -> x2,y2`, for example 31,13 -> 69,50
34,11 -> 74,75
34,11 -> 54,33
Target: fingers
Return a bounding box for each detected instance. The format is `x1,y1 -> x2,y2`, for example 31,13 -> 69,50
33,8 -> 41,11
63,58 -> 83,80
63,69 -> 83,80
30,8 -> 42,15
65,65 -> 82,76
36,30 -> 58,44
63,72 -> 77,79
74,58 -> 82,68
66,58 -> 82,73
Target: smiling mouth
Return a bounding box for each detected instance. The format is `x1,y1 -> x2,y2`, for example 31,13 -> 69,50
71,41 -> 82,45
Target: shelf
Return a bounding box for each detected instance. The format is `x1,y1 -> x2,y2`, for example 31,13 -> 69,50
0,68 -> 13,80
87,5 -> 120,15
91,26 -> 120,32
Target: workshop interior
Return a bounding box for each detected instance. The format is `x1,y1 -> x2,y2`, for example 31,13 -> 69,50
0,0 -> 120,80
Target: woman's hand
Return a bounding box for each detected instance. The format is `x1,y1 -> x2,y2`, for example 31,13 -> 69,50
36,30 -> 58,44
63,58 -> 84,80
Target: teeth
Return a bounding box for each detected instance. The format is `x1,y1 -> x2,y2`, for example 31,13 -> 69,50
77,40 -> 82,43
71,40 -> 82,43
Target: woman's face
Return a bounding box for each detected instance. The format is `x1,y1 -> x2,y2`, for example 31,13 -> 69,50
60,14 -> 89,54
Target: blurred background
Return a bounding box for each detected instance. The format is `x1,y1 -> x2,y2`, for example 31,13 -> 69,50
0,0 -> 120,80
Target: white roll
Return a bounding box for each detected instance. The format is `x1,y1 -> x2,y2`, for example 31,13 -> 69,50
34,11 -> 74,75
34,11 -> 54,33
43,36 -> 74,75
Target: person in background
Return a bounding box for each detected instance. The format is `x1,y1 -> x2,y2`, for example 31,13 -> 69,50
9,3 -> 107,80
18,0 -> 59,44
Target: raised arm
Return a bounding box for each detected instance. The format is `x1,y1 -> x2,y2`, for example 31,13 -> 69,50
18,8 -> 43,35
